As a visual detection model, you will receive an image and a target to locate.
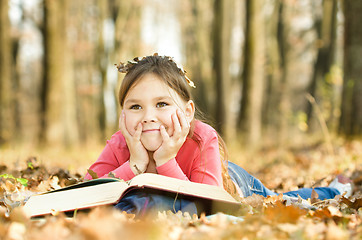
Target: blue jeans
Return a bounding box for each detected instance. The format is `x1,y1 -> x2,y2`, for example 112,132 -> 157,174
115,190 -> 198,217
228,161 -> 340,200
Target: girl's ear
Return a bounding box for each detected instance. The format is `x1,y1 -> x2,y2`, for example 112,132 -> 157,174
185,100 -> 195,123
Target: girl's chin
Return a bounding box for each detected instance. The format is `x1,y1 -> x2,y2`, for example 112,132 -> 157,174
141,137 -> 162,152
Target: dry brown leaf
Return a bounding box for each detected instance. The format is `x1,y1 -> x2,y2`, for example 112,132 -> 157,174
310,188 -> 319,204
241,193 -> 264,209
264,201 -> 307,224
341,196 -> 362,210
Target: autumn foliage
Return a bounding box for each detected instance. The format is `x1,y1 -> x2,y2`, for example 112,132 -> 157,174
0,141 -> 361,240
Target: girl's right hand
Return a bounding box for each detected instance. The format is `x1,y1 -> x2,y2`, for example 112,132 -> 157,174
119,111 -> 149,175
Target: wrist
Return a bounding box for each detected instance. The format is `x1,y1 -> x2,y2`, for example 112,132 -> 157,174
155,157 -> 174,167
129,159 -> 147,175
131,164 -> 144,175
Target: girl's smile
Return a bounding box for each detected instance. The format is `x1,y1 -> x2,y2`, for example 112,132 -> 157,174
122,73 -> 193,151
142,129 -> 159,132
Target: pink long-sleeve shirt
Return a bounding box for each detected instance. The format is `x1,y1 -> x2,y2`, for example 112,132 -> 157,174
85,120 -> 223,187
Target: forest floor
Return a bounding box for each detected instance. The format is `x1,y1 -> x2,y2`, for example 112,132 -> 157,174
0,139 -> 361,240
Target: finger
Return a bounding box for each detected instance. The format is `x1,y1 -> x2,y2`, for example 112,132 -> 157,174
133,123 -> 142,139
177,109 -> 190,131
160,125 -> 170,141
119,111 -> 131,138
172,112 -> 181,137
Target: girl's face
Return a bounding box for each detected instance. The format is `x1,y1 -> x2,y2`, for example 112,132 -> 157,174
122,73 -> 194,151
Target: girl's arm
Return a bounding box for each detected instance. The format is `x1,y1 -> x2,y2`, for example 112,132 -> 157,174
156,130 -> 223,187
84,134 -> 136,181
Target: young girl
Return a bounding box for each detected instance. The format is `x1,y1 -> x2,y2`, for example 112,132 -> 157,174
85,54 -> 352,215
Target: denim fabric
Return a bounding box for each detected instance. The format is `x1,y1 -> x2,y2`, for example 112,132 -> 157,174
227,161 -> 340,200
115,190 -> 197,217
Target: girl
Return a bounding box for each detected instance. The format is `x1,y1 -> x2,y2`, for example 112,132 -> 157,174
85,54 -> 352,215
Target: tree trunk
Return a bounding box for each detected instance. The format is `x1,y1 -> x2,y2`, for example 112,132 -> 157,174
307,0 -> 337,130
105,0 -> 142,137
339,0 -> 362,136
40,0 -> 78,147
96,0 -> 108,142
276,1 -> 291,147
0,0 -> 14,145
212,0 -> 232,138
237,0 -> 265,147
264,0 -> 281,134
181,0 -> 213,116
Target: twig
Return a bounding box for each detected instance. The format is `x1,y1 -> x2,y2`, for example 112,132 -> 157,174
305,93 -> 334,156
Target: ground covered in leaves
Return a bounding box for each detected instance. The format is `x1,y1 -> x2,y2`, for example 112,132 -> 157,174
0,140 -> 361,240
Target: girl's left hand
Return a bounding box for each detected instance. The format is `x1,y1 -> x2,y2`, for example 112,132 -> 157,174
153,109 -> 190,166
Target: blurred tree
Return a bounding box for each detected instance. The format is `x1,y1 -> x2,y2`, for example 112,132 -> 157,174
307,0 -> 337,129
276,1 -> 294,147
181,0 -> 213,117
0,0 -> 15,145
97,0 -> 142,138
40,0 -> 78,147
212,0 -> 233,138
70,1 -> 103,144
339,0 -> 362,136
264,0 -> 281,134
112,0 -> 142,131
237,0 -> 265,147
96,0 -> 109,141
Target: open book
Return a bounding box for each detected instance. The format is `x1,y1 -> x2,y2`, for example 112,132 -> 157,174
23,173 -> 241,217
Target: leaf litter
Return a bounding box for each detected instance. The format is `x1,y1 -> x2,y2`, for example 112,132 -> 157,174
0,142 -> 361,240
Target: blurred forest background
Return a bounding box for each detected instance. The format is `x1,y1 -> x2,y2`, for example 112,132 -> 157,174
0,0 -> 361,153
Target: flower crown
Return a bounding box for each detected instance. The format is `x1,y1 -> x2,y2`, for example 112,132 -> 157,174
115,53 -> 196,88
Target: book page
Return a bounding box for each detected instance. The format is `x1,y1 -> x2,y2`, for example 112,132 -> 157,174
128,173 -> 238,203
24,181 -> 127,217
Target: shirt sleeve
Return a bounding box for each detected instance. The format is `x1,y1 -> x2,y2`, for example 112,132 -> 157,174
156,158 -> 188,180
189,132 -> 223,186
84,135 -> 135,181
156,129 -> 223,187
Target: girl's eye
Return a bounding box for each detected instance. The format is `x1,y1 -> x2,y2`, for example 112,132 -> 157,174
156,102 -> 168,108
130,104 -> 142,110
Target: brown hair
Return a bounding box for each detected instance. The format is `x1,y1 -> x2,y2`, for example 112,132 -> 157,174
117,55 -> 235,196
118,55 -> 191,108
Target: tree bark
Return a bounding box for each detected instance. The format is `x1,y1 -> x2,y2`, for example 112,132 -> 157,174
181,0 -> 213,116
237,0 -> 265,147
40,0 -> 78,147
212,0 -> 232,138
0,0 -> 14,145
307,0 -> 337,129
276,1 -> 291,147
264,0 -> 281,132
339,0 -> 362,136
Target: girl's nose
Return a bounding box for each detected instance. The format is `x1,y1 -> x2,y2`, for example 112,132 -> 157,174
142,109 -> 157,123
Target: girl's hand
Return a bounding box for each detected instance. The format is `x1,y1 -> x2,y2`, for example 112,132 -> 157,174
153,109 -> 190,166
119,111 -> 149,175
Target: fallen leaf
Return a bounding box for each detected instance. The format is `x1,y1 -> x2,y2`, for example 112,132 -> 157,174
264,201 -> 307,224
341,197 -> 362,210
310,188 -> 319,204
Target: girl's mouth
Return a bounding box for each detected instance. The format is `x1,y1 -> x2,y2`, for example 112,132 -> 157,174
142,129 -> 160,133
